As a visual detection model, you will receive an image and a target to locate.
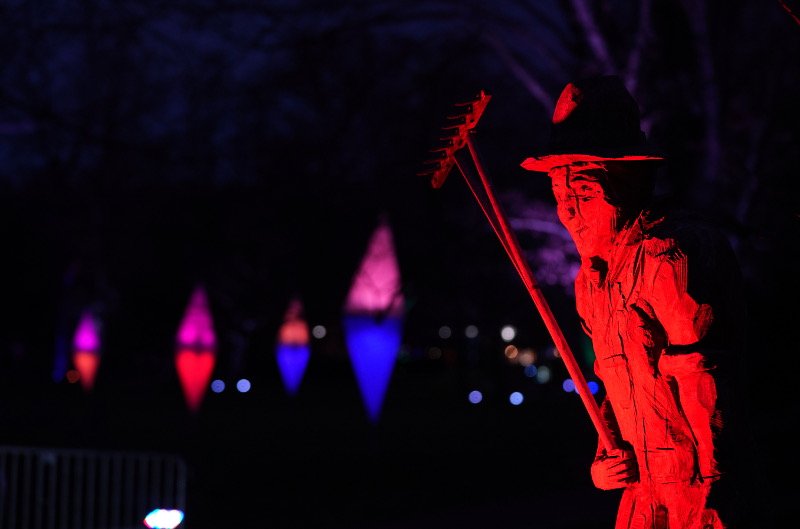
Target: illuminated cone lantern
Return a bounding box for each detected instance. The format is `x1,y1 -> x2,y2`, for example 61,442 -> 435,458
275,297 -> 311,397
72,310 -> 101,392
342,218 -> 405,423
175,285 -> 217,413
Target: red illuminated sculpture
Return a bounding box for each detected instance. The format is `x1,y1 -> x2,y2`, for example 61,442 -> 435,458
521,75 -> 746,529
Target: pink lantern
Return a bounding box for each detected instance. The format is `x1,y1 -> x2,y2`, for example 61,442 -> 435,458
72,310 -> 101,392
275,297 -> 311,397
343,218 -> 405,422
174,285 -> 217,413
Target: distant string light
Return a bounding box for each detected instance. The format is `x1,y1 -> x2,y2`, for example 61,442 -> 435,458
438,325 -> 452,339
465,325 -> 479,339
468,390 -> 483,404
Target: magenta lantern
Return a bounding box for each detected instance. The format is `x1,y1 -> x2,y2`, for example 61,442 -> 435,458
175,285 -> 217,413
72,309 -> 101,392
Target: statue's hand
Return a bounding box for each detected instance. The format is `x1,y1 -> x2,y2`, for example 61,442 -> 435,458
591,447 -> 638,490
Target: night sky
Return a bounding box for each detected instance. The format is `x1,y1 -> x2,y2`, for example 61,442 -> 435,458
1,1 -> 798,528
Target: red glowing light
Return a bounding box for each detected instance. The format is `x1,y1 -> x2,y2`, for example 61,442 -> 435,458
73,351 -> 100,392
175,348 -> 215,412
278,297 -> 309,345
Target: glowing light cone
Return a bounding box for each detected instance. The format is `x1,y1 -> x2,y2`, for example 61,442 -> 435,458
276,297 -> 311,397
72,310 -> 101,392
175,285 -> 217,413
342,218 -> 405,422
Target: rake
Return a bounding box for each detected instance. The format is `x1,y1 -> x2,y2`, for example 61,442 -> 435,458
419,90 -> 615,451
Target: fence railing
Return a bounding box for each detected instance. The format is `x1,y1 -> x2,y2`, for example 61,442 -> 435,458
0,445 -> 187,529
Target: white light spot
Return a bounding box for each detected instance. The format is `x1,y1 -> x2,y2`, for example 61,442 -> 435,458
311,325 -> 327,339
144,508 -> 184,529
500,325 -> 516,342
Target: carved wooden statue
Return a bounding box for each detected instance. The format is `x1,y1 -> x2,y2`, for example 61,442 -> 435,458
521,75 -> 747,529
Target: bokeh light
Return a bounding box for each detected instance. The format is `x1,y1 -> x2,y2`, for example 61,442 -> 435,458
311,325 -> 327,339
518,348 -> 536,366
509,391 -> 524,405
500,325 -> 516,342
236,379 -> 251,393
504,344 -> 518,361
144,508 -> 184,529
427,346 -> 442,360
465,325 -> 479,338
438,325 -> 452,339
468,390 -> 483,404
536,365 -> 551,383
210,379 -> 225,393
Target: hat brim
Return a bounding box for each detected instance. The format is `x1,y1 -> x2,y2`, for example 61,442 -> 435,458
520,153 -> 665,173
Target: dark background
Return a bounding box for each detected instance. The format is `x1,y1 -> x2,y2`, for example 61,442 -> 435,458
1,1 -> 798,528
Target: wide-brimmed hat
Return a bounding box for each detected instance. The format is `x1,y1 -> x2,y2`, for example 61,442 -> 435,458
520,75 -> 664,173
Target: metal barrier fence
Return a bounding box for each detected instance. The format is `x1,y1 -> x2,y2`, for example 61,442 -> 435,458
0,445 -> 187,529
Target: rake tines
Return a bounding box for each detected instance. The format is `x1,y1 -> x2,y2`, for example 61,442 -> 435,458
418,90 -> 491,189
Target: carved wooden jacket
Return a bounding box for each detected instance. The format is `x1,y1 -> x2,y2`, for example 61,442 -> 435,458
575,210 -> 743,485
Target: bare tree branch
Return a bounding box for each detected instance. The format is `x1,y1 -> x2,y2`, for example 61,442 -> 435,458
779,0 -> 800,26
623,0 -> 653,93
680,0 -> 722,199
481,32 -> 553,112
568,0 -> 616,73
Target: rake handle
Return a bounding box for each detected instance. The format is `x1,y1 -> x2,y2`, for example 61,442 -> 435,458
452,132 -> 616,452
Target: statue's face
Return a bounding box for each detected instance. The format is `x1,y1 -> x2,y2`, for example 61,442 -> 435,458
549,163 -> 620,260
